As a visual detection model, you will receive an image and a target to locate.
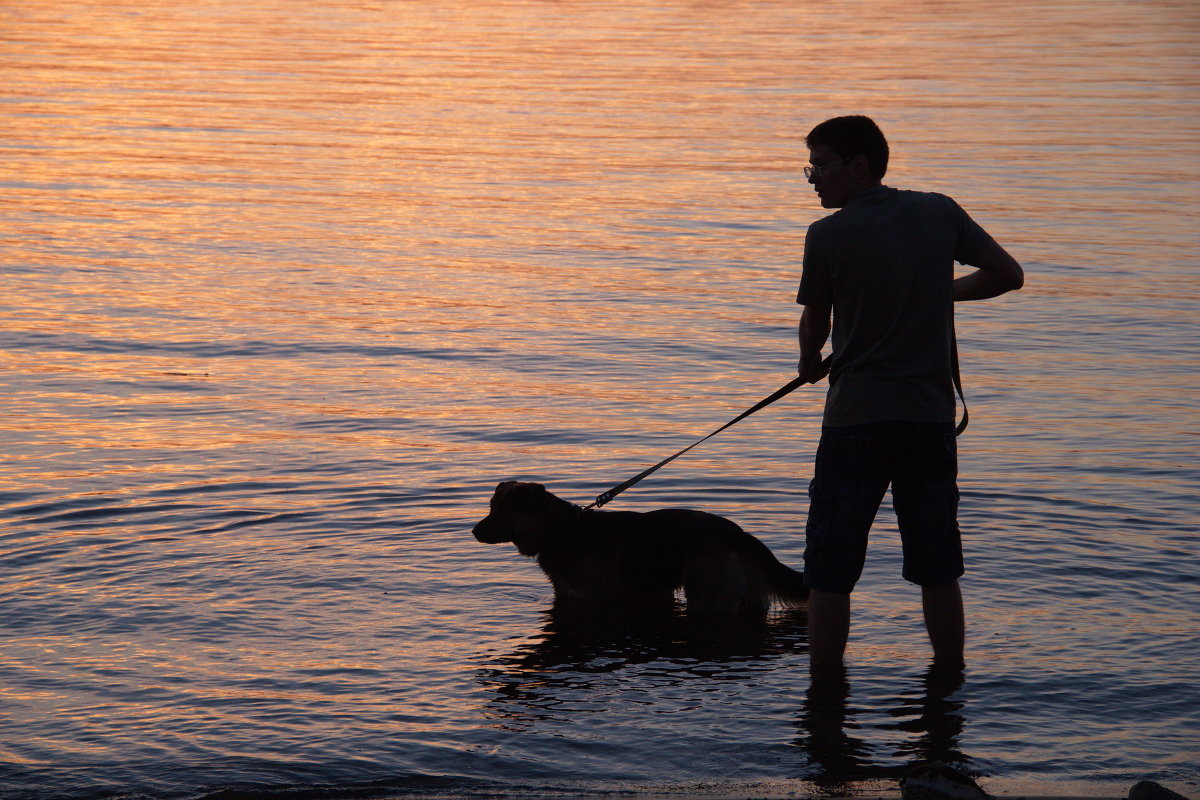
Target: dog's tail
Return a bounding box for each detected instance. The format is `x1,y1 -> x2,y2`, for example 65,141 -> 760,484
766,558 -> 809,608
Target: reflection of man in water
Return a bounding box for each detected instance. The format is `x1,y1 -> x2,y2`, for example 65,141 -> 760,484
796,116 -> 1024,668
797,661 -> 969,785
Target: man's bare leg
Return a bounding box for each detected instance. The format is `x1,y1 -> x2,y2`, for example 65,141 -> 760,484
922,579 -> 964,663
808,589 -> 851,667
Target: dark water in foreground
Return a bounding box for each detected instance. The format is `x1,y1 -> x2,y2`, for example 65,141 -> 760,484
1,0 -> 1197,797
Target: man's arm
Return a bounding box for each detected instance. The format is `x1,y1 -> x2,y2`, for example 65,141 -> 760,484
797,301 -> 832,383
954,240 -> 1024,301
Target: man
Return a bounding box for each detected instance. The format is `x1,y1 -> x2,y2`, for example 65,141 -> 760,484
795,116 -> 1023,668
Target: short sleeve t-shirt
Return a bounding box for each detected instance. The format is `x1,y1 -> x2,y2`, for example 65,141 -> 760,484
797,186 -> 995,427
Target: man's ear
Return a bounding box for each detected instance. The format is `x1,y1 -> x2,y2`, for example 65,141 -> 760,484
849,152 -> 871,179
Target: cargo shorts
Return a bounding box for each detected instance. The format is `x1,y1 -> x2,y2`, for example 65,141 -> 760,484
803,421 -> 963,593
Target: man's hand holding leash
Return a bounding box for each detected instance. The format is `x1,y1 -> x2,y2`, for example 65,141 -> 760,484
797,353 -> 831,385
797,300 -> 833,384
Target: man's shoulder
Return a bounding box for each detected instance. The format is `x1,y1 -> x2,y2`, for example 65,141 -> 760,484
804,210 -> 844,250
893,188 -> 959,209
807,212 -> 836,234
880,189 -> 980,233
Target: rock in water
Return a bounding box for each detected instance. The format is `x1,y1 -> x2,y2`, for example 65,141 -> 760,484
900,761 -> 988,800
1129,781 -> 1191,800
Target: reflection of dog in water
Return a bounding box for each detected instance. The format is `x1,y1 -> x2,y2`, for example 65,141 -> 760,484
473,481 -> 807,616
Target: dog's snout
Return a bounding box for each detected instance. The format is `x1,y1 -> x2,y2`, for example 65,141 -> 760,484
472,515 -> 508,544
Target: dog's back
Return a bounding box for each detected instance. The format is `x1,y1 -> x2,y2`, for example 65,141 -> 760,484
535,508 -> 690,604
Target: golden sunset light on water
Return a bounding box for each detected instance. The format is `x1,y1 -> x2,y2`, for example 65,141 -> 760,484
1,0 -> 1197,798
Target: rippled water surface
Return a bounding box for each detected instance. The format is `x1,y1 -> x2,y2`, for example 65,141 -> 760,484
2,1 -> 1197,798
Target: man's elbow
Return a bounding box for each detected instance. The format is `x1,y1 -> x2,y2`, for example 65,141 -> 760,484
982,242 -> 1024,293
1004,261 -> 1025,292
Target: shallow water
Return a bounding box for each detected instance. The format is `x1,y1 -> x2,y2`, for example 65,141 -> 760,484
1,0 -> 1198,798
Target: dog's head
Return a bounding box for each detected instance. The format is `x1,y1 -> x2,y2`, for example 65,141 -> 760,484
473,480 -> 567,556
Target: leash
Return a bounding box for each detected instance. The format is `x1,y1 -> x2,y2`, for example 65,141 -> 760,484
585,356 -> 831,510
586,341 -> 968,510
951,327 -> 969,436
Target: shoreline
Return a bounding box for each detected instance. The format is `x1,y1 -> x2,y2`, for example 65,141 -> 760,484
364,776 -> 1194,800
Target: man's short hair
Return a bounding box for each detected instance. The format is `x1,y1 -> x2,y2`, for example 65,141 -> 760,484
806,116 -> 890,180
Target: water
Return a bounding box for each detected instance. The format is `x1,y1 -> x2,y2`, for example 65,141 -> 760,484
1,1 -> 1197,798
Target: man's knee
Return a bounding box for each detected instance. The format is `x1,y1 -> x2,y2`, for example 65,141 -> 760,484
902,556 -> 964,588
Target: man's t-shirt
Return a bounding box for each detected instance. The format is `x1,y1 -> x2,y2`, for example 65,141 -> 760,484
797,185 -> 995,427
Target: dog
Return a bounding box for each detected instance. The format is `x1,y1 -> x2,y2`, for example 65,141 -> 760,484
473,481 -> 807,616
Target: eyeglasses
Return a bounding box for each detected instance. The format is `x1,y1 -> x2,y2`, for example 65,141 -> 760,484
804,157 -> 850,180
